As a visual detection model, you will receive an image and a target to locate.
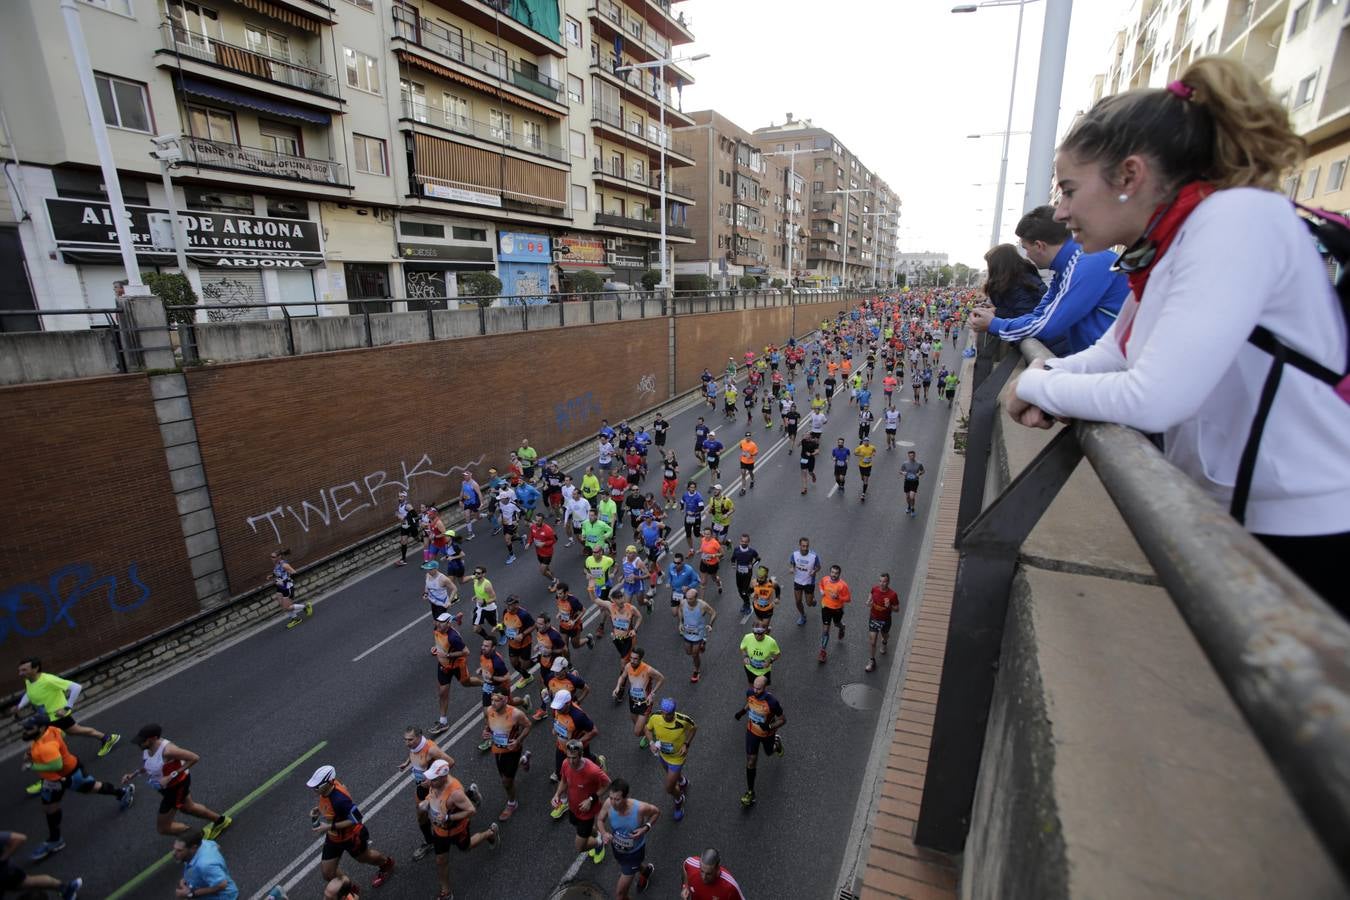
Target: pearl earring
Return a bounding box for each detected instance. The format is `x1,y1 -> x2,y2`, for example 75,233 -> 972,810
1118,194 -> 1129,203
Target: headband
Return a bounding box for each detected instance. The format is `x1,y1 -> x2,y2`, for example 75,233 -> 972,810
1167,80 -> 1194,100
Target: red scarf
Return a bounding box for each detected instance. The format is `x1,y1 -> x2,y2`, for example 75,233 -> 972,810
1118,181 -> 1214,352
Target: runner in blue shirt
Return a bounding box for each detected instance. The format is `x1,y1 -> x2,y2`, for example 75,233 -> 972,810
831,439 -> 851,491
666,553 -> 699,619
515,482 -> 541,522
679,484 -> 705,546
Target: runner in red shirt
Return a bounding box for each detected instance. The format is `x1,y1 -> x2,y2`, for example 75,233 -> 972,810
607,472 -> 629,504
551,739 -> 611,863
866,572 -> 901,673
681,848 -> 746,900
529,520 -> 557,582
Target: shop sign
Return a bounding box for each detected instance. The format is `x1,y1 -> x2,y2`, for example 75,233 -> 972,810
46,198 -> 322,265
398,243 -> 495,263
555,234 -> 605,267
498,231 -> 551,263
608,252 -> 645,268
423,182 -> 502,207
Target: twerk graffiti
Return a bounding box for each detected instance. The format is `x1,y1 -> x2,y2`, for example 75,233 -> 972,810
0,563 -> 151,644
245,453 -> 485,544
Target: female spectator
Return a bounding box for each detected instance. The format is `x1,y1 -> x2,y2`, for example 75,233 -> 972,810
1006,57 -> 1350,610
981,244 -> 1045,320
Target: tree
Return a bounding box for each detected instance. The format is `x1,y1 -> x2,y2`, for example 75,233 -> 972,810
640,269 -> 662,290
459,271 -> 502,307
896,272 -> 907,288
143,272 -> 197,326
953,263 -> 973,288
770,277 -> 785,289
686,274 -> 713,293
570,269 -> 604,294
738,274 -> 758,290
937,265 -> 954,287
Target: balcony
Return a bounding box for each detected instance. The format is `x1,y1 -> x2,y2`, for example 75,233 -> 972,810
158,22 -> 338,98
639,0 -> 695,43
587,2 -> 691,68
179,135 -> 348,186
589,61 -> 695,127
392,7 -> 566,109
590,104 -> 694,165
590,157 -> 695,202
595,211 -> 692,239
432,0 -> 567,57
400,99 -> 567,163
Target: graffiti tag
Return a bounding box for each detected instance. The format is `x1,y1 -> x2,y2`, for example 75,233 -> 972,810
636,373 -> 657,398
554,392 -> 602,432
0,563 -> 151,644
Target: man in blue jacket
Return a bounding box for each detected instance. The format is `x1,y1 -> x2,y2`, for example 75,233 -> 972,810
970,205 -> 1129,355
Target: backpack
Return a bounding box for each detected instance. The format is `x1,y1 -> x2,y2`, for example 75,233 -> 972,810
1231,204 -> 1350,523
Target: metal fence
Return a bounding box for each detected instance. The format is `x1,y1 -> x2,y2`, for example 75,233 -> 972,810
914,336 -> 1350,881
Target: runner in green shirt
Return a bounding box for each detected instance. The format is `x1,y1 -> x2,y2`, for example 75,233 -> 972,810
580,468 -> 602,503
584,550 -> 616,601
13,658 -> 120,794
517,440 -> 539,481
739,627 -> 781,685
580,511 -> 613,557
943,372 -> 959,407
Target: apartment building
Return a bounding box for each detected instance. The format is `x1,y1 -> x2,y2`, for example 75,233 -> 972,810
0,0 -> 696,326
752,115 -> 900,288
669,109 -> 806,289
1091,0 -> 1350,217
896,251 -> 949,282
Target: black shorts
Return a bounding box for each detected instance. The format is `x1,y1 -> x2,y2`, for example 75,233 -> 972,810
794,581 -> 815,596
627,697 -> 652,717
570,812 -> 596,838
157,774 -> 192,814
800,456 -> 815,471
654,432 -> 667,446
700,560 -> 720,575
503,523 -> 517,536
0,861 -> 25,891
49,713 -> 77,731
400,524 -> 418,537
276,583 -> 294,599
745,731 -> 776,757
432,826 -> 471,855
464,500 -> 480,512
868,618 -> 893,634
885,427 -> 897,435
786,423 -> 798,436
495,750 -> 522,779
740,461 -> 754,473
612,635 -> 634,658
834,465 -> 847,479
858,465 -> 873,479
707,457 -> 721,470
321,824 -> 370,861
475,607 -> 499,630
822,606 -> 844,626
744,666 -> 771,685
436,662 -> 467,686
904,479 -> 920,494
537,553 -> 553,566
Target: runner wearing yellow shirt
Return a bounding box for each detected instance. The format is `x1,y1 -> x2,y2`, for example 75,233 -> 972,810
580,468 -> 602,505
854,437 -> 877,502
739,625 -> 781,685
645,699 -> 696,822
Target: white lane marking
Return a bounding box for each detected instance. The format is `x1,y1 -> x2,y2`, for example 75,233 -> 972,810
351,612 -> 431,662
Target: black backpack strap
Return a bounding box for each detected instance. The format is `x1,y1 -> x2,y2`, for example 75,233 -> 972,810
1231,334 -> 1287,524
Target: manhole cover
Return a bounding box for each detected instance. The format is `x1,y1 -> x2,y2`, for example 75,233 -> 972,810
840,682 -> 881,710
549,881 -> 608,900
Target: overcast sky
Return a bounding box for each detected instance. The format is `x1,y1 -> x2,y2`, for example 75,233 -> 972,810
677,0 -> 1124,268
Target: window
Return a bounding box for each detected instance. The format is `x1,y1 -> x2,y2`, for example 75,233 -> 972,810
567,75 -> 583,104
452,226 -> 487,241
400,79 -> 427,120
245,23 -> 290,61
95,74 -> 152,132
489,109 -> 513,142
569,130 -> 586,158
1289,1 -> 1311,35
1328,158 -> 1347,192
571,184 -> 588,210
611,151 -> 624,176
353,134 -> 387,175
259,120 -> 301,156
520,120 -> 542,151
1295,71 -> 1318,107
267,197 -> 308,220
54,167 -> 148,204
400,221 -> 445,238
1302,166 -> 1320,198
443,92 -> 469,130
631,158 -> 644,180
340,0 -> 373,8
813,181 -> 823,193
565,16 -> 582,46
1317,0 -> 1338,15
344,47 -> 380,94
185,187 -> 252,212
167,0 -> 219,49
186,104 -> 236,143
81,0 -> 133,14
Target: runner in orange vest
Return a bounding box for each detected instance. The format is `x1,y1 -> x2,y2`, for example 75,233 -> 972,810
737,433 -> 759,495
697,528 -> 724,595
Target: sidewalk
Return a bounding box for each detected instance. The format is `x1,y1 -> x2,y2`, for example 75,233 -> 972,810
859,374 -> 968,899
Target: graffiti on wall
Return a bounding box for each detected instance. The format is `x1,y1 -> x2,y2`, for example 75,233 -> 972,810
244,453 -> 485,544
0,563 -> 151,643
635,373 -> 657,399
554,392 -> 602,432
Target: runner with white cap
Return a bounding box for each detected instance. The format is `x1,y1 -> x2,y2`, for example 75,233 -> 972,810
394,491 -> 419,567
396,724 -> 456,861
306,765 -> 395,890
417,758 -> 497,900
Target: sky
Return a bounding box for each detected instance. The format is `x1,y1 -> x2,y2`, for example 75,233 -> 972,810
676,0 -> 1126,269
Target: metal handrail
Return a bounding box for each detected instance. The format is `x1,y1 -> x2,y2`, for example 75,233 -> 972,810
400,99 -> 566,162
160,22 -> 337,96
179,134 -> 346,184
392,6 -> 563,104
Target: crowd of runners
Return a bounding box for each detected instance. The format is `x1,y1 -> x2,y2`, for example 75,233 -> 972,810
7,290 -> 974,900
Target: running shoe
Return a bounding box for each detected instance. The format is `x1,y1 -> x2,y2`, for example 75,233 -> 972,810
204,816 -> 233,839
30,840 -> 65,861
672,806 -> 684,822
838,624 -> 846,640
796,615 -> 806,626
286,617 -> 301,630
774,735 -> 785,756
505,555 -> 516,566
498,801 -> 517,822
61,878 -> 82,900
97,733 -> 121,757
520,750 -> 531,772
531,708 -> 548,722
881,641 -> 888,656
412,842 -> 434,861
487,823 -> 501,850
513,675 -> 533,690
597,754 -> 607,773
588,844 -> 606,863
818,648 -> 827,664
25,780 -> 42,796
550,799 -> 569,820
428,721 -> 450,736
467,783 -> 482,807
305,602 -> 313,617
865,660 -> 876,673
637,863 -> 653,892
690,672 -> 700,683
118,783 -> 135,812
371,858 -> 394,888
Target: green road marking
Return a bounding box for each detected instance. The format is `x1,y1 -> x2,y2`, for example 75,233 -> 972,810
107,740 -> 328,900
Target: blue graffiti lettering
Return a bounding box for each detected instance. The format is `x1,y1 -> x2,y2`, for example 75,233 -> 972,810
0,563 -> 151,644
554,391 -> 602,432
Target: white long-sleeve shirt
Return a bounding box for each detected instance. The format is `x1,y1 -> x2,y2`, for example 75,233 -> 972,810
1016,187 -> 1350,536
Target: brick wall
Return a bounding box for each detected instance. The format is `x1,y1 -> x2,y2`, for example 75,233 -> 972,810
674,306 -> 794,393
187,317 -> 671,593
0,376 -> 199,673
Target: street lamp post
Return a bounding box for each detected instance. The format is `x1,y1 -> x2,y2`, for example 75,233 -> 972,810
826,187 -> 872,289
615,53 -> 709,291
764,147 -> 825,287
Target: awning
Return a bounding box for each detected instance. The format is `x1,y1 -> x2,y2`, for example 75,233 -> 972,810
234,0 -> 328,31
559,262 -> 614,274
395,51 -> 563,120
178,77 -> 331,125
60,249 -> 176,267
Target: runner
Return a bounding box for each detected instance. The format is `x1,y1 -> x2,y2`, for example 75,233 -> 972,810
911,369 -> 922,405
394,491 -> 419,567
900,451 -> 926,518
397,725 -> 456,860
543,460 -> 566,522
921,364 -> 933,403
881,373 -> 898,407
123,725 -> 228,838
866,573 -> 902,673
619,545 -> 654,613
702,430 -> 724,482
681,848 -> 746,900
459,472 -> 482,539
944,370 -> 960,407
817,565 -> 852,664
268,549 -> 311,629
172,830 -> 236,900
529,517 -> 558,581
547,691 -> 604,795
422,561 -> 458,619
652,414 -> 669,451
723,382 -> 738,421
580,510 -> 615,563
580,467 -> 603,510
665,553 -> 700,623
739,624 -> 781,686
21,714 -> 133,861
419,759 -> 497,900
692,418 -> 709,465
783,402 -> 801,450
677,589 -> 717,683
533,613 -> 568,675
551,739 -> 610,863
596,779 -> 659,899
747,566 -> 781,632
737,433 -> 759,494
883,404 -> 901,451
552,582 -> 594,656
645,699 -> 697,822
857,406 -> 875,443
660,452 -> 680,509
729,534 -> 760,617
0,831 -> 82,899
431,612 -> 477,735
518,438 -> 539,482
475,639 -> 529,753
482,691 -> 532,821
789,537 -> 821,627
12,658 -> 119,797
594,587 -> 644,663
697,527 -> 724,596
707,486 -> 735,550
855,437 -> 877,501
500,595 -> 537,686
830,438 -> 850,493
583,545 -> 616,608
538,656 -> 590,724
464,566 -> 500,641
798,430 -> 820,495
735,677 -> 786,808
611,649 -> 665,746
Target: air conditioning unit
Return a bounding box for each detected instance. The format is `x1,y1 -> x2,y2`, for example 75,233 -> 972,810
552,249 -> 568,262
605,238 -> 619,250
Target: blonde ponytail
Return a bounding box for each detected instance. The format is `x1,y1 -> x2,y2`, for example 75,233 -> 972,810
1180,57 -> 1305,191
